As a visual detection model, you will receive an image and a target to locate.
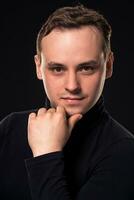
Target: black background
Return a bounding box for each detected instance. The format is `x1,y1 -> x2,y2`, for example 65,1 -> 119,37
0,1 -> 134,133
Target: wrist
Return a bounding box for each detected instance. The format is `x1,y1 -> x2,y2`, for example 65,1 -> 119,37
32,146 -> 62,157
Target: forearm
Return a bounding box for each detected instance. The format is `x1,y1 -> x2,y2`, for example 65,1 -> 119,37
25,151 -> 72,200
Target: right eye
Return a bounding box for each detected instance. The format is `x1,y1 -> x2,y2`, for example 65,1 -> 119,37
52,67 -> 63,72
48,66 -> 65,75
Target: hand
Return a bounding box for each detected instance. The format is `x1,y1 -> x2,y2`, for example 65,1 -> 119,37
28,106 -> 82,157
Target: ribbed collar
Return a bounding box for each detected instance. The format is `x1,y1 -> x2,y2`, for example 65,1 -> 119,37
76,95 -> 106,128
63,95 -> 106,153
44,95 -> 106,154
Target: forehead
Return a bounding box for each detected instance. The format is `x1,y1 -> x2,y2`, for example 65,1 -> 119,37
40,26 -> 104,63
42,26 -> 102,46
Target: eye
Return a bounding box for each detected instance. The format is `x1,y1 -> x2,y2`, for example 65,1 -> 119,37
48,66 -> 65,75
79,65 -> 95,74
53,67 -> 63,72
81,66 -> 93,71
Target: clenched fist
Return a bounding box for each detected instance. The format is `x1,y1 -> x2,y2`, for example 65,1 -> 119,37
28,106 -> 82,157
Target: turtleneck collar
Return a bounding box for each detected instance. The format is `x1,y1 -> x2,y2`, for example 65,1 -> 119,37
77,95 -> 105,127
44,95 -> 106,153
63,95 -> 106,155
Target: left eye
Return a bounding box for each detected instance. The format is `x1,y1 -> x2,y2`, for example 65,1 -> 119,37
80,66 -> 94,71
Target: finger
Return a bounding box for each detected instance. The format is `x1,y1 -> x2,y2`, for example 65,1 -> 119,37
47,108 -> 56,113
68,114 -> 82,133
56,106 -> 66,114
56,106 -> 67,120
28,112 -> 36,120
37,108 -> 47,116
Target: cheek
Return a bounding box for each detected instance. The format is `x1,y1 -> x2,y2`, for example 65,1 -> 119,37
43,75 -> 63,97
44,79 -> 55,94
83,72 -> 106,94
92,71 -> 106,93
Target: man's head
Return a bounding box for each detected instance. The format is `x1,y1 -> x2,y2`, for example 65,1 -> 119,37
35,4 -> 114,116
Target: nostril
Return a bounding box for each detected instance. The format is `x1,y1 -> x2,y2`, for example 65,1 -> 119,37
65,87 -> 81,94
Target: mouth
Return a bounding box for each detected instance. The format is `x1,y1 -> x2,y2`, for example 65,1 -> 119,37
61,97 -> 85,105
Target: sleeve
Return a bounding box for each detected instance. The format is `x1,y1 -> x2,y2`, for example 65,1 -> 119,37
25,152 -> 71,200
25,139 -> 134,200
0,113 -> 13,150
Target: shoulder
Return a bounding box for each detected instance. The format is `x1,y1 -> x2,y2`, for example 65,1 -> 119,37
110,116 -> 134,138
102,113 -> 134,143
0,109 -> 37,137
96,113 -> 134,161
1,109 -> 36,124
102,114 -> 134,162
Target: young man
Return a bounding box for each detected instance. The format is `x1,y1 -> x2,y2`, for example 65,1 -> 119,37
0,4 -> 134,200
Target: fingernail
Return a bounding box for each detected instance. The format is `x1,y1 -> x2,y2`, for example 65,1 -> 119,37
78,114 -> 83,120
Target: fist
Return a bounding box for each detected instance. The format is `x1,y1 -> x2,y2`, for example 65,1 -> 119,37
28,106 -> 82,157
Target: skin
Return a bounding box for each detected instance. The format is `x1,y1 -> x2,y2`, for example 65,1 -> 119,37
28,26 -> 114,157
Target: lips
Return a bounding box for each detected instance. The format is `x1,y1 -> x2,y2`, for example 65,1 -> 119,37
61,97 -> 85,105
61,96 -> 84,100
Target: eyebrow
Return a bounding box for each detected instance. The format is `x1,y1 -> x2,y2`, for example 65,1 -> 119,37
77,60 -> 99,67
47,62 -> 65,68
47,60 -> 99,68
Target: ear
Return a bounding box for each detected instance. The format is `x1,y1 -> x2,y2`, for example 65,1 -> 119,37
34,54 -> 43,80
106,51 -> 114,79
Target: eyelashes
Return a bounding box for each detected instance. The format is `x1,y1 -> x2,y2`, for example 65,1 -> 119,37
48,65 -> 97,75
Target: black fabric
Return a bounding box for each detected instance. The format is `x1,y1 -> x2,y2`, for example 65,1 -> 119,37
0,97 -> 134,199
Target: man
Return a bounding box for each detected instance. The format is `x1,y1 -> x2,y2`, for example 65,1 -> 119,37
0,4 -> 134,200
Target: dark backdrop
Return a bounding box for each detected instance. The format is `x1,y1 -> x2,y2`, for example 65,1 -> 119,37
1,1 -> 134,133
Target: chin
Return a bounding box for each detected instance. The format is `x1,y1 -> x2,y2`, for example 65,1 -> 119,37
65,107 -> 86,117
65,103 -> 96,117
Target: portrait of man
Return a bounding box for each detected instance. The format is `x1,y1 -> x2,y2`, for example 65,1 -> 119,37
0,2 -> 134,200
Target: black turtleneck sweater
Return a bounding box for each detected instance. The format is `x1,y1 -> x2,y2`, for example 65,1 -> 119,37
0,97 -> 134,200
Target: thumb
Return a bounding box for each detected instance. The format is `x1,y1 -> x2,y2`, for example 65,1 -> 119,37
68,114 -> 83,133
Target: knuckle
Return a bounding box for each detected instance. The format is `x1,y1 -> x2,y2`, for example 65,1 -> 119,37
37,107 -> 47,115
29,112 -> 35,119
47,108 -> 56,114
38,107 -> 46,112
48,108 -> 55,111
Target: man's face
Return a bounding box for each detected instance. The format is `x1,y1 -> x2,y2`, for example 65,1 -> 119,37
35,26 -> 113,116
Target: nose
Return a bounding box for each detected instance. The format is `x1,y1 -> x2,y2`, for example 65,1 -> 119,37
65,72 -> 81,94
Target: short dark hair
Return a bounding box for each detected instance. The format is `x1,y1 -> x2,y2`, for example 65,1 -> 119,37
36,4 -> 112,57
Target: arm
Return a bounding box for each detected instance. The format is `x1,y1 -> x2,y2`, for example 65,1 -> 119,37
26,107 -> 134,200
26,106 -> 82,199
25,139 -> 134,200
